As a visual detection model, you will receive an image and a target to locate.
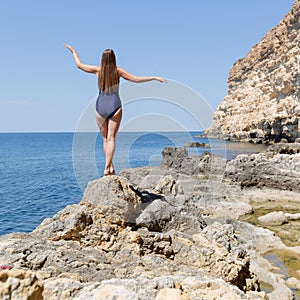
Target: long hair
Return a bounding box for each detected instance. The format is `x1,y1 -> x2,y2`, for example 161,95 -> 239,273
98,49 -> 119,94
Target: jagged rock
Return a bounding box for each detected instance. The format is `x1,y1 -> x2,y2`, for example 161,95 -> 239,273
184,142 -> 211,148
205,0 -> 300,143
136,196 -> 206,234
154,175 -> 184,196
264,142 -> 300,154
78,283 -> 139,300
0,171 -> 261,299
161,147 -> 227,176
0,269 -> 44,300
0,233 -> 114,282
82,175 -> 143,225
0,223 -> 258,298
136,175 -> 205,233
136,199 -> 175,232
225,152 -> 300,191
33,204 -> 93,240
43,275 -> 267,300
119,166 -> 162,187
2,147 -> 299,299
161,147 -> 189,170
33,176 -> 143,240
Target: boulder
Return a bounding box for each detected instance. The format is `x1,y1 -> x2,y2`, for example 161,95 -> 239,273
136,196 -> 206,234
82,175 -> 142,225
258,211 -> 287,226
161,147 -> 227,176
161,147 -> 188,170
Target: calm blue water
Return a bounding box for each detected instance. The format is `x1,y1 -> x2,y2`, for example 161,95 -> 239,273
0,132 -> 266,235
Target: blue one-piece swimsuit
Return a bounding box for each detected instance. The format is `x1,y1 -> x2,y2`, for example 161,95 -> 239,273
96,91 -> 121,119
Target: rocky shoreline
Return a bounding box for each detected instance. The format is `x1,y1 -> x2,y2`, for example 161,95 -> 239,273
0,144 -> 299,299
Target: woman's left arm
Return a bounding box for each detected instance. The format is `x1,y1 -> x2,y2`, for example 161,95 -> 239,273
64,44 -> 99,74
118,67 -> 167,83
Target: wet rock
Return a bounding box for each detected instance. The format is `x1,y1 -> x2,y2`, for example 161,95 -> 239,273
285,276 -> 300,289
285,212 -> 300,221
258,211 -> 288,226
184,142 -> 211,148
228,220 -> 296,300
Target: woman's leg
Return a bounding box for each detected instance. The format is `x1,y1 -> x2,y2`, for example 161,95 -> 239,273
95,112 -> 110,174
105,108 -> 122,175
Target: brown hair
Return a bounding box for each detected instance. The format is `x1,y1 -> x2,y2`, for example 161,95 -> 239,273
98,49 -> 119,93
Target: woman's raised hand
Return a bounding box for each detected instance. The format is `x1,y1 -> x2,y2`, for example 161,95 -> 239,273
155,76 -> 168,83
64,44 -> 75,53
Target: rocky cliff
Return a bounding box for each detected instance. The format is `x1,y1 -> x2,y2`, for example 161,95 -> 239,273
205,0 -> 300,143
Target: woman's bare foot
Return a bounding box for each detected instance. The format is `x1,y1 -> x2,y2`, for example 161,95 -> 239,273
104,169 -> 111,176
104,166 -> 115,176
109,166 -> 115,175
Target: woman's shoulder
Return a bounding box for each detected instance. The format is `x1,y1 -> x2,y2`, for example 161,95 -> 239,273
117,67 -> 128,76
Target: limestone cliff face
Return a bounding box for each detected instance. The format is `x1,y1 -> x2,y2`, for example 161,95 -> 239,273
206,0 -> 300,143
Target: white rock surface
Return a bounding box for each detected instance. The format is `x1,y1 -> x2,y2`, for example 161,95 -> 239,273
258,211 -> 287,226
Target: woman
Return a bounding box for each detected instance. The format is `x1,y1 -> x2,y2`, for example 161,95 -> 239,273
64,44 -> 167,176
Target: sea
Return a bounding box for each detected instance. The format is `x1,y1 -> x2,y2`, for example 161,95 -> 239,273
0,132 -> 266,236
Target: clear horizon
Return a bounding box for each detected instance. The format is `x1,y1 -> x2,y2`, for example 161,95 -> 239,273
0,0 -> 295,133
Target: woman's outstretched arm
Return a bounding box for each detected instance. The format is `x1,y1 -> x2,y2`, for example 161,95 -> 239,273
118,67 -> 167,83
64,44 -> 99,74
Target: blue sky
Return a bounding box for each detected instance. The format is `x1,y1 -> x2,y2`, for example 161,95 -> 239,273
0,0 -> 294,132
